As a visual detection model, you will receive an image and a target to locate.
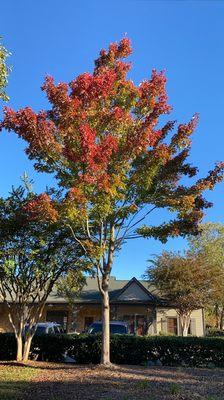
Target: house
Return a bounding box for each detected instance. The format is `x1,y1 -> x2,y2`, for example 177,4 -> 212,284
0,276 -> 205,336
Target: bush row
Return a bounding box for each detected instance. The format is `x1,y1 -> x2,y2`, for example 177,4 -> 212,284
0,333 -> 224,367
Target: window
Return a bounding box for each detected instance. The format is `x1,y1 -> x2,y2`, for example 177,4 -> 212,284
122,315 -> 147,335
84,316 -> 94,330
167,317 -> 178,335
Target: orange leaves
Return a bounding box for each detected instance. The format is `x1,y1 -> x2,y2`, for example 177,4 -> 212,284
23,193 -> 58,223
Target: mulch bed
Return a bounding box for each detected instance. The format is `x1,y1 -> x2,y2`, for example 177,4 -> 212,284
20,362 -> 224,400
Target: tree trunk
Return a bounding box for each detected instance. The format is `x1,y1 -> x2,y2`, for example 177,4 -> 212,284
219,307 -> 224,330
98,224 -> 115,366
182,324 -> 189,337
22,335 -> 33,362
180,313 -> 191,337
16,335 -> 23,362
101,285 -> 110,365
214,304 -> 220,328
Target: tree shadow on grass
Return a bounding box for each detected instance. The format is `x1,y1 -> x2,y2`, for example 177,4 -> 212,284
0,365 -> 223,400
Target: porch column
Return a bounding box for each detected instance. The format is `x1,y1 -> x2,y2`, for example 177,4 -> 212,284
146,306 -> 156,335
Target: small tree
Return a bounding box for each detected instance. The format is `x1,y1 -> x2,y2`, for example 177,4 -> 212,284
0,38 -> 11,101
0,186 -> 82,362
1,38 -> 223,364
145,252 -> 219,336
188,222 -> 224,329
56,270 -> 86,332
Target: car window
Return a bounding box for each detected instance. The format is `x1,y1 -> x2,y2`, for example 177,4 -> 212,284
35,326 -> 47,335
110,324 -> 127,334
88,323 -> 102,333
88,323 -> 127,334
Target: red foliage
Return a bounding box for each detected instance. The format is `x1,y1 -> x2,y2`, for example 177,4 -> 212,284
137,70 -> 172,117
70,70 -> 116,103
95,37 -> 132,70
23,194 -> 58,223
2,106 -> 62,158
1,36 -> 223,242
67,187 -> 87,204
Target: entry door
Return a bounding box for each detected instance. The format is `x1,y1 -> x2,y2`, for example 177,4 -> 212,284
167,317 -> 178,335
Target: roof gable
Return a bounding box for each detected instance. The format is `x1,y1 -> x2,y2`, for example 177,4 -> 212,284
115,277 -> 155,302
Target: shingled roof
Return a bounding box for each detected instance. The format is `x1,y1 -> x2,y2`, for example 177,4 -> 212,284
47,276 -> 161,304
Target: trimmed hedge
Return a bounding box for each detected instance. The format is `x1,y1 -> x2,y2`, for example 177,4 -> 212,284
0,333 -> 17,360
0,333 -> 224,367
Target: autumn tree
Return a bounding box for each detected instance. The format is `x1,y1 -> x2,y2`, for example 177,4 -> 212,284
145,251 -> 219,336
0,38 -> 11,101
1,38 -> 224,364
188,222 -> 224,329
0,185 -> 83,362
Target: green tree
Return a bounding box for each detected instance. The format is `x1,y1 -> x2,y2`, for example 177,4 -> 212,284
0,38 -> 11,101
188,222 -> 224,329
1,38 -> 223,364
0,185 -> 82,362
145,252 -> 219,336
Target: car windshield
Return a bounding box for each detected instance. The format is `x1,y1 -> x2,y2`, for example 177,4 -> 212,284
88,323 -> 127,334
24,325 -> 47,335
34,326 -> 47,335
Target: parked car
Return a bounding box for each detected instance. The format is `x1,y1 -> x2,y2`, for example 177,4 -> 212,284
87,321 -> 128,334
24,322 -> 69,361
24,322 -> 64,336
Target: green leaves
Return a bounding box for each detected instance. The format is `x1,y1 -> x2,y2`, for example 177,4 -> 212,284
145,251 -> 218,314
0,39 -> 11,101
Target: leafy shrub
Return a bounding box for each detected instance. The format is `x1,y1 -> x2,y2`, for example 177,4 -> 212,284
206,328 -> 224,337
0,333 -> 224,367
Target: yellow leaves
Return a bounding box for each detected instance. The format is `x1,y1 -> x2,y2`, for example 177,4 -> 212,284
82,239 -> 103,260
168,195 -> 196,216
182,195 -> 195,210
61,189 -> 88,226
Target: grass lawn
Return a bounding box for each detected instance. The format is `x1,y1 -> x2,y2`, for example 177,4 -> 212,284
0,363 -> 40,400
0,362 -> 224,400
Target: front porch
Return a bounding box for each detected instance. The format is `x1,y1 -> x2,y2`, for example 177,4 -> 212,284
43,303 -> 156,335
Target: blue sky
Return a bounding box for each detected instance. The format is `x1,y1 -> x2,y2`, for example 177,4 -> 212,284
1,0 -> 224,279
